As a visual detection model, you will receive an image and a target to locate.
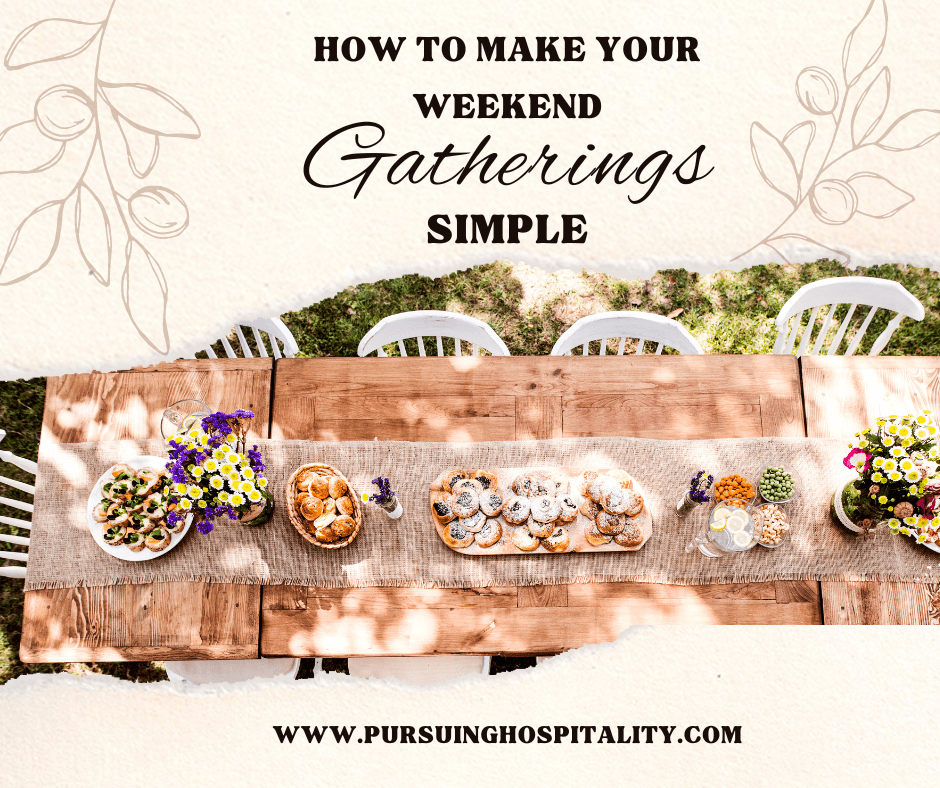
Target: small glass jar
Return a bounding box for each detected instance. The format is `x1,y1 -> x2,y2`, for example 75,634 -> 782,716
676,491 -> 700,518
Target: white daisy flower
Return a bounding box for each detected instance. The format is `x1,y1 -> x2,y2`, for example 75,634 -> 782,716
905,470 -> 922,483
213,448 -> 227,461
204,459 -> 218,472
220,463 -> 234,476
239,480 -> 254,494
179,498 -> 192,510
210,477 -> 224,490
188,486 -> 203,499
243,468 -> 255,480
889,471 -> 902,481
230,493 -> 244,507
248,490 -> 262,503
218,491 -> 230,503
258,478 -> 268,489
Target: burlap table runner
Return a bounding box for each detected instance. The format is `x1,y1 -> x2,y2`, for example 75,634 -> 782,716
23,437 -> 940,591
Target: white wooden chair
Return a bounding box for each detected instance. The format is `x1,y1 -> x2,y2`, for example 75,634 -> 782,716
164,657 -> 301,685
550,311 -> 705,356
357,311 -> 511,357
186,318 -> 299,360
772,278 -> 925,357
0,429 -> 35,581
345,656 -> 491,685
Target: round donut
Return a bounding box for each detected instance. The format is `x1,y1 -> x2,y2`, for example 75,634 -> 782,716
557,495 -> 579,522
542,526 -> 570,553
501,495 -> 530,524
451,488 -> 480,518
459,510 -> 486,533
475,518 -> 502,548
479,489 -> 506,517
530,495 -> 561,523
579,470 -> 599,496
442,521 -> 474,549
442,469 -> 470,493
452,477 -> 484,496
431,492 -> 456,524
596,510 -> 626,536
585,519 -> 612,546
579,499 -> 601,519
472,470 -> 499,491
622,490 -> 644,517
601,483 -> 632,515
613,518 -> 644,547
606,469 -> 634,488
526,517 -> 554,538
511,526 -> 540,552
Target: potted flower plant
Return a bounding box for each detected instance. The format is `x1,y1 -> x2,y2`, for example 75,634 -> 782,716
833,410 -> 940,544
164,409 -> 273,534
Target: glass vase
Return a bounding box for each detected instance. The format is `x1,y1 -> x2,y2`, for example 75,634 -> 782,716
676,491 -> 700,518
377,495 -> 403,519
238,496 -> 275,527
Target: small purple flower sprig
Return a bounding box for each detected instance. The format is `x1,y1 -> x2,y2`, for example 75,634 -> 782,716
688,470 -> 714,503
368,476 -> 396,505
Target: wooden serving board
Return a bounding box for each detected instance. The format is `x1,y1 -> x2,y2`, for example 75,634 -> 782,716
429,467 -> 654,555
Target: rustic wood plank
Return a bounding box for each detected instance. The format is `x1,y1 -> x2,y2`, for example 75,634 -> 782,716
261,595 -> 819,657
305,586 -> 518,609
42,359 -> 272,445
820,581 -> 936,625
315,395 -> 515,420
310,418 -> 517,443
802,357 -> 940,626
515,396 -> 562,440
273,356 -> 801,403
517,585 -> 568,607
563,395 -> 763,439
262,585 -> 308,611
760,394 -> 807,438
567,581 -> 779,603
774,579 -> 820,605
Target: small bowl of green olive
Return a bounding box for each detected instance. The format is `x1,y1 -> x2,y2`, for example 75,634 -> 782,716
757,464 -> 801,504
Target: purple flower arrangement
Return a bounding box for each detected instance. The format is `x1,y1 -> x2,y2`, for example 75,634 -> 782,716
688,470 -> 714,503
369,476 -> 396,505
164,410 -> 270,534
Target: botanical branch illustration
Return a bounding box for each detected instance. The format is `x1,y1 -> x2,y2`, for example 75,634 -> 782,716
734,0 -> 940,266
0,1 -> 200,354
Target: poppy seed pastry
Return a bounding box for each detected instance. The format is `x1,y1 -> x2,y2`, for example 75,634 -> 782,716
557,495 -> 579,522
501,495 -> 531,524
459,510 -> 487,533
431,492 -> 456,524
442,521 -> 474,549
473,470 -> 499,491
511,525 -> 540,552
613,518 -> 644,547
452,477 -> 484,496
579,499 -> 601,519
474,518 -> 502,548
511,473 -> 536,497
530,495 -> 561,523
451,488 -> 480,518
479,489 -> 506,517
542,525 -> 570,553
526,516 -> 554,538
442,469 -> 471,493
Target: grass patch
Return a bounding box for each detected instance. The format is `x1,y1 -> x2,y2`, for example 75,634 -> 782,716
2,259 -> 939,683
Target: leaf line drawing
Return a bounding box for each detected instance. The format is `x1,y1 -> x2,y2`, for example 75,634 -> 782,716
734,0 -> 940,267
0,1 -> 200,354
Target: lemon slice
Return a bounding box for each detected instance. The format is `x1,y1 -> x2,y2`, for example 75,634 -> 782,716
713,507 -> 730,520
732,531 -> 752,547
726,516 -> 746,533
710,517 -> 727,531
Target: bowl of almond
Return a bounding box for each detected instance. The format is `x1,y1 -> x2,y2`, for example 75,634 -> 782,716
285,463 -> 362,548
755,503 -> 789,548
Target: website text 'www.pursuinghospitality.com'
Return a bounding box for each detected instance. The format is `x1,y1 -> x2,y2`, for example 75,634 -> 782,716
273,725 -> 742,745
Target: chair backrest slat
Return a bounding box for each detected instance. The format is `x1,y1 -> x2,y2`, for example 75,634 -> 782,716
436,336 -> 444,356
416,335 -> 427,357
654,342 -> 664,355
250,326 -> 269,358
0,566 -> 27,579
0,549 -> 27,562
0,515 -> 31,530
810,303 -> 838,355
795,305 -> 820,356
845,305 -> 880,356
868,313 -> 904,356
0,474 -> 35,494
397,339 -> 407,357
234,325 -> 252,357
551,311 -> 704,356
0,496 -> 33,513
827,303 -> 858,355
1,533 -> 29,547
220,335 -> 237,358
0,450 -> 37,475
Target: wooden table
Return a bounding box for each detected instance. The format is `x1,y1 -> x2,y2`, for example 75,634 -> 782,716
261,355 -> 821,659
802,356 -> 940,625
19,359 -> 272,663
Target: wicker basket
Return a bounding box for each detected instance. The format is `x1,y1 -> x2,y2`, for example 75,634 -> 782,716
285,463 -> 363,549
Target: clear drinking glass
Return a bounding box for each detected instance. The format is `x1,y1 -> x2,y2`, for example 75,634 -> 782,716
685,499 -> 763,558
160,399 -> 211,439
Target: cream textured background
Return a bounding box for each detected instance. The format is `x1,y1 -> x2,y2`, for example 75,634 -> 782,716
2,627 -> 939,786
1,0 -> 939,375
